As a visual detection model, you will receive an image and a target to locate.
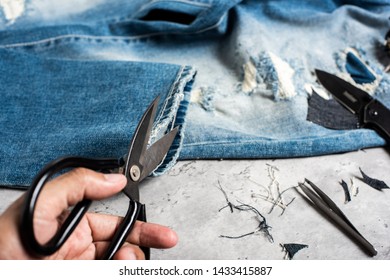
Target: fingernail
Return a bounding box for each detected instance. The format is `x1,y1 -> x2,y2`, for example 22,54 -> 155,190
103,173 -> 125,183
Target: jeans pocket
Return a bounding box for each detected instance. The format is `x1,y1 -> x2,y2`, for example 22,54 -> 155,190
109,0 -> 241,37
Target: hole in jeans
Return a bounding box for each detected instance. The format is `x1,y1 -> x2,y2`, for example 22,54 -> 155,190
139,8 -> 197,25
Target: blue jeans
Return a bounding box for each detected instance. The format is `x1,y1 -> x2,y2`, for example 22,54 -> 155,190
1,0 -> 390,187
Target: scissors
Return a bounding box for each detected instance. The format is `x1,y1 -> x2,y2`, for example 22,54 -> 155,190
315,69 -> 390,143
298,179 -> 377,257
19,96 -> 178,260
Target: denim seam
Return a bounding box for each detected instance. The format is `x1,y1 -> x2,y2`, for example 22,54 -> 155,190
142,0 -> 212,9
181,131 -> 378,147
154,66 -> 189,130
153,65 -> 196,175
0,14 -> 227,49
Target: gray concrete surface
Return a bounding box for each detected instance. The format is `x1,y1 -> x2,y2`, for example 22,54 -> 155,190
1,147 -> 389,260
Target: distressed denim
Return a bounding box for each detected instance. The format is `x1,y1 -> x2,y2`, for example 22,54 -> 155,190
1,0 -> 390,187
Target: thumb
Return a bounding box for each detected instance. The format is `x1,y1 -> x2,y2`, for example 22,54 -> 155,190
40,168 -> 127,211
30,168 -> 126,248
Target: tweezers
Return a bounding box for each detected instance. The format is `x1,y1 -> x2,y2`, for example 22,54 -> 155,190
298,179 -> 377,257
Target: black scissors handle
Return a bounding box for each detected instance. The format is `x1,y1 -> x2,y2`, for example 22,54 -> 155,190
102,200 -> 146,260
20,156 -> 123,257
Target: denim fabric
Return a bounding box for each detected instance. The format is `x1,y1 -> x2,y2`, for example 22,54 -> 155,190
1,0 -> 390,187
0,47 -> 195,187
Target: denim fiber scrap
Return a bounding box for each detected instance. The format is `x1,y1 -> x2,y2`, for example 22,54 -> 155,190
1,0 -> 390,188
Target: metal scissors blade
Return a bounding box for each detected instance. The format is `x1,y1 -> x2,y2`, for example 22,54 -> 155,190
124,97 -> 159,176
298,179 -> 377,257
123,96 -> 178,200
315,69 -> 390,142
139,126 -> 179,182
103,96 -> 178,260
101,96 -> 179,260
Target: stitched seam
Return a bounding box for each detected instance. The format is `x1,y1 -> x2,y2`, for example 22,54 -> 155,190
141,0 -> 212,10
0,13 -> 226,49
181,130 -> 379,147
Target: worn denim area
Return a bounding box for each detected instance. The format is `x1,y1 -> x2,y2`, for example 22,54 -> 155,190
1,0 -> 390,187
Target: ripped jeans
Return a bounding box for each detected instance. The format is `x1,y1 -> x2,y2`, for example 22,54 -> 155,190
1,0 -> 390,187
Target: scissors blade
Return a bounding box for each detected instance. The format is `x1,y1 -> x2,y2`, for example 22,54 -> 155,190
315,69 -> 372,116
125,96 -> 159,171
122,96 -> 160,200
139,126 -> 179,182
122,96 -> 179,201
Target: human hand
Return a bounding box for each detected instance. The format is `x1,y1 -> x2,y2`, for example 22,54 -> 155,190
0,168 -> 178,260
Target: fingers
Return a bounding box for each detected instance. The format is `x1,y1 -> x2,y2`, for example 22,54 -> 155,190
130,221 -> 178,249
86,212 -> 178,249
94,241 -> 144,260
32,167 -> 178,260
113,243 -> 144,260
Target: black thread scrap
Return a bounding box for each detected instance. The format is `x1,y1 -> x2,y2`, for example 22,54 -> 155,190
216,184 -> 274,243
218,202 -> 274,243
340,180 -> 351,203
359,168 -> 389,191
280,243 -> 308,260
217,181 -> 234,213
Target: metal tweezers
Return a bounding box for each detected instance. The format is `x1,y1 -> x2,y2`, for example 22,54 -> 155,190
298,179 -> 377,257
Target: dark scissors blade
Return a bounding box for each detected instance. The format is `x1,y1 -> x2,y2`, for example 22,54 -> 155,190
123,96 -> 179,200
139,126 -> 179,182
315,69 -> 373,116
125,96 -> 159,173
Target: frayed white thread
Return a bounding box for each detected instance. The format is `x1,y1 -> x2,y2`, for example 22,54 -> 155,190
0,0 -> 25,24
267,52 -> 296,100
241,60 -> 258,93
190,86 -> 215,112
247,52 -> 296,100
151,66 -> 196,176
304,83 -> 331,100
